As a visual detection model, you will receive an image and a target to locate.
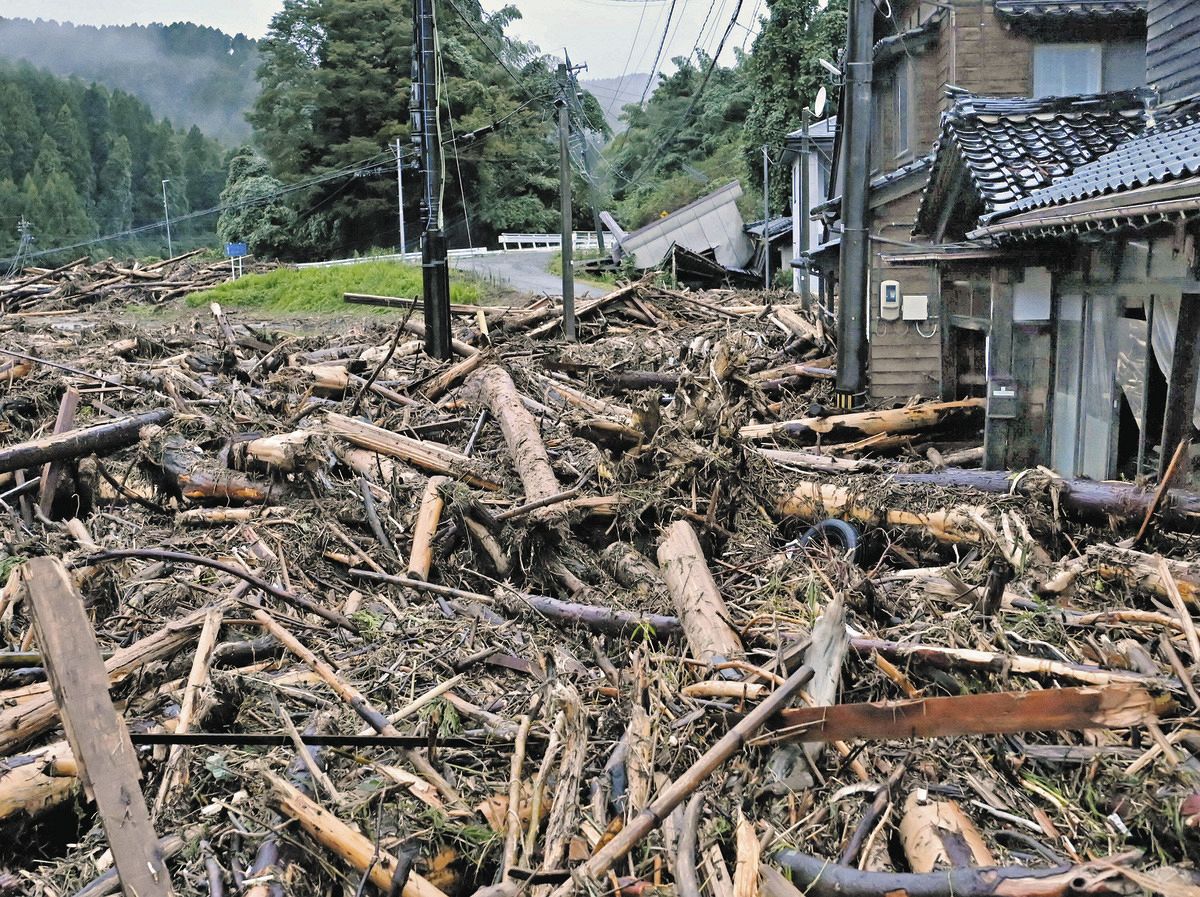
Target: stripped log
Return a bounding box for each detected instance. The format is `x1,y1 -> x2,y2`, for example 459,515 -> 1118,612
409,476 -> 449,580
149,436 -> 278,504
324,412 -> 499,490
769,684 -> 1156,743
264,770 -> 448,897
776,480 -> 1048,567
1042,544 -> 1200,605
0,740 -> 79,821
775,851 -> 1141,897
740,399 -> 984,443
0,408 -> 172,474
899,792 -> 993,872
657,520 -> 743,666
601,541 -> 669,606
464,365 -> 562,518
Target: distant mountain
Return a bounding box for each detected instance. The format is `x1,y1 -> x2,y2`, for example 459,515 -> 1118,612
581,73 -> 656,134
0,18 -> 259,144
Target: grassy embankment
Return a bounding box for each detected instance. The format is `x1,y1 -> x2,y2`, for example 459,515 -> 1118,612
188,260 -> 482,313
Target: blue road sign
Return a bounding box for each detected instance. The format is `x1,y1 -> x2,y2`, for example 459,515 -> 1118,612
225,242 -> 248,257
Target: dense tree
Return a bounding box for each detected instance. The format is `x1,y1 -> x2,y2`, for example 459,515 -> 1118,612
216,147 -> 297,257
603,52 -> 756,230
0,18 -> 260,143
743,0 -> 847,209
0,61 -> 227,260
246,0 -> 607,258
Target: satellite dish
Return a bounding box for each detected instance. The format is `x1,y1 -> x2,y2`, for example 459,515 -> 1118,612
813,86 -> 828,118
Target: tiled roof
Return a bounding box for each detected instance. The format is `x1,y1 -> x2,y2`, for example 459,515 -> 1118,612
1002,110 -> 1200,214
915,89 -> 1146,234
994,0 -> 1146,24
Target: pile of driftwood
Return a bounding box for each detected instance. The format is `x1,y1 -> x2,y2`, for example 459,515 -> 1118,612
0,278 -> 1197,897
0,250 -> 276,314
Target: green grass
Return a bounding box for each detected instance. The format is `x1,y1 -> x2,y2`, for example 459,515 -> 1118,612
188,260 -> 481,313
546,248 -> 618,286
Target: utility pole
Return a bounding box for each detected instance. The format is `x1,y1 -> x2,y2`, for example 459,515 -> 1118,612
563,53 -> 606,255
557,63 -> 576,341
799,106 -> 811,306
412,0 -> 452,359
161,179 -> 173,258
394,137 -> 408,258
762,146 -> 770,290
834,0 -> 875,410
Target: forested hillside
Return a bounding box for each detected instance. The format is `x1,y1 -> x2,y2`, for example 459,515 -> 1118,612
602,0 -> 846,230
222,0 -> 609,260
0,62 -> 228,260
0,18 -> 258,144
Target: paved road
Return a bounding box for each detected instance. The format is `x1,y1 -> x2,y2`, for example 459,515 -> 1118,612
450,249 -> 603,298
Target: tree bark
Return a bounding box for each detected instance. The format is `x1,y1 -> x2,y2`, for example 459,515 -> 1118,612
741,399 -> 984,442
464,365 -> 563,519
657,520 -> 743,666
774,851 -> 1139,897
0,408 -> 172,474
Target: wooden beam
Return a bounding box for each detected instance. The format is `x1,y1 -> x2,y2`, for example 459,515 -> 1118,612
1159,293 -> 1200,481
21,557 -> 174,896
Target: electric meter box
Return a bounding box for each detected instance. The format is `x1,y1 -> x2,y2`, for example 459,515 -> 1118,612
902,293 -> 929,321
987,377 -> 1019,420
879,280 -> 901,320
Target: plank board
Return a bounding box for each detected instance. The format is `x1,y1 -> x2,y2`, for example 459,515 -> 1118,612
770,684 -> 1154,744
21,557 -> 174,896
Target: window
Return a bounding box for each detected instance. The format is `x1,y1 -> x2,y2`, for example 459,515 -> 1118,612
1034,41 -> 1146,97
870,60 -> 914,167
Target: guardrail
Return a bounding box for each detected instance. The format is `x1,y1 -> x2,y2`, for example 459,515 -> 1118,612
498,232 -> 611,251
295,248 -> 489,269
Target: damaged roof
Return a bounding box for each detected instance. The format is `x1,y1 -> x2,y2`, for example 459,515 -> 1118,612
915,88 -> 1147,237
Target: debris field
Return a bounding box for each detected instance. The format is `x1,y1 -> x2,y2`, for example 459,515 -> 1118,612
0,268 -> 1197,897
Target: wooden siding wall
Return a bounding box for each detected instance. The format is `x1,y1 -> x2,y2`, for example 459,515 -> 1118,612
936,2 -> 1033,107
1147,0 -> 1200,103
868,188 -> 942,399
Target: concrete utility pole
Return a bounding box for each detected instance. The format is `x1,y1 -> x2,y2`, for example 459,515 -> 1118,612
834,0 -> 875,409
161,179 -> 173,258
394,137 -> 408,258
412,0 -> 451,359
557,63 -> 576,341
563,52 -> 606,255
799,106 -> 811,305
763,145 -> 770,290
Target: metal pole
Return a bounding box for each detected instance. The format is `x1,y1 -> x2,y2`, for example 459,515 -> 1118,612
161,179 -> 172,258
557,63 -> 576,340
799,107 -> 812,306
763,146 -> 770,290
834,0 -> 875,409
414,0 -> 451,359
395,137 -> 408,258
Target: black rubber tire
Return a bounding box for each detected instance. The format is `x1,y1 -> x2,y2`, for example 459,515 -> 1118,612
797,518 -> 861,564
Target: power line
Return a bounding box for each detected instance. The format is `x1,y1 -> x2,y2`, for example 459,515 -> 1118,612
605,0 -> 654,114
638,0 -> 679,105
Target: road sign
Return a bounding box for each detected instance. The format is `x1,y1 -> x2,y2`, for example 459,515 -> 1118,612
225,242 -> 248,257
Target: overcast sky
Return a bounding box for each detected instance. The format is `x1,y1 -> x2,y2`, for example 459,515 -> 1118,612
0,0 -> 764,79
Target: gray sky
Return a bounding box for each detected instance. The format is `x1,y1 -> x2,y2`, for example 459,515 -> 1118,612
0,0 -> 764,78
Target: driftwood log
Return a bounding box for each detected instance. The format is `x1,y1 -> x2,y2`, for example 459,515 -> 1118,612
0,409 -> 172,474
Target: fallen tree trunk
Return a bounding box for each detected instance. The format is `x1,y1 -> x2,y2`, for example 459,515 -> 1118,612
657,520 -> 743,666
464,365 -> 563,519
264,770 -> 448,897
0,408 -> 172,474
741,399 -> 984,443
774,851 -> 1142,897
1042,544 -> 1200,604
891,467 -> 1200,531
776,481 -> 1048,567
770,683 -> 1156,743
0,740 -> 78,821
323,412 -> 499,490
